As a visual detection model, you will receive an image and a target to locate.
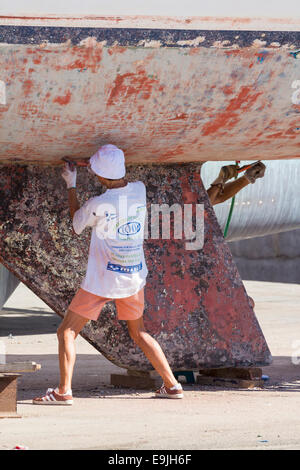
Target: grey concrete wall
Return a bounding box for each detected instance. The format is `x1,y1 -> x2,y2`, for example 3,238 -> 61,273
229,229 -> 300,284
0,264 -> 19,309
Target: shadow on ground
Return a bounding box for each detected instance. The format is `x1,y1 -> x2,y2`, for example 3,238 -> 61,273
1,308 -> 300,400
0,308 -> 60,336
3,353 -> 300,402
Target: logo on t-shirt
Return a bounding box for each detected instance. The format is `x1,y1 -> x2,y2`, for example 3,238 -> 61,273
117,221 -> 141,237
107,262 -> 143,274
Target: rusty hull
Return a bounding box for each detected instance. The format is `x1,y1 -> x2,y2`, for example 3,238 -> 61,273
0,15 -> 299,165
0,164 -> 272,370
0,16 -> 277,371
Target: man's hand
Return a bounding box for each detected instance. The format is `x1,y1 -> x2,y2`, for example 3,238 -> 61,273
244,161 -> 266,184
62,162 -> 77,189
211,164 -> 239,187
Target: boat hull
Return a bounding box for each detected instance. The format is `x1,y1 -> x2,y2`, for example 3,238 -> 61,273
0,16 -> 299,165
0,163 -> 272,370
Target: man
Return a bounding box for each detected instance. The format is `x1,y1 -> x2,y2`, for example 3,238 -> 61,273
207,161 -> 266,310
207,161 -> 266,206
33,145 -> 183,405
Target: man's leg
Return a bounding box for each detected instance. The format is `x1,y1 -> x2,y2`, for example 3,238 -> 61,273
127,316 -> 178,389
56,309 -> 89,394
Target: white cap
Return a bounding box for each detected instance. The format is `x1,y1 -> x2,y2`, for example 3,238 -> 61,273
89,144 -> 126,179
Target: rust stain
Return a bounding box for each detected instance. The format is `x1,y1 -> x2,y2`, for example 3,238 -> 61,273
18,102 -> 39,118
202,86 -> 263,136
266,132 -> 284,138
22,79 -> 34,96
222,85 -> 235,95
159,145 -> 185,161
107,69 -> 159,106
224,50 -> 243,57
108,45 -> 127,55
199,16 -> 252,24
169,113 -> 189,120
54,40 -> 104,73
188,48 -> 201,55
53,89 -> 72,105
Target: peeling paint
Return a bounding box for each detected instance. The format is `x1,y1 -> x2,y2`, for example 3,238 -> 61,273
22,79 -> 34,96
0,23 -> 299,165
270,42 -> 281,48
252,39 -> 267,48
79,37 -> 106,48
53,89 -> 72,105
107,69 -> 160,106
138,39 -> 162,48
212,40 -> 232,48
177,36 -> 206,47
202,86 -> 263,136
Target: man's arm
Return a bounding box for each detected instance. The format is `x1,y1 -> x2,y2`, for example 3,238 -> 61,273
62,163 -> 80,221
207,162 -> 266,206
208,176 -> 249,206
61,162 -> 107,234
207,164 -> 239,206
67,188 -> 80,221
206,184 -> 221,206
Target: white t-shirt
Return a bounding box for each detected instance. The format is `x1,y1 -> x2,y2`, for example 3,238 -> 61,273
72,181 -> 148,298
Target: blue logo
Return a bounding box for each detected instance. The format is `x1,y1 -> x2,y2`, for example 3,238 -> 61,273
117,221 -> 141,236
107,262 -> 142,274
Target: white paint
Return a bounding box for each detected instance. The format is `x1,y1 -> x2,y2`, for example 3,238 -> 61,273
177,36 -> 206,47
0,0 -> 300,18
291,340 -> 300,365
0,80 -> 6,105
291,80 -> 300,104
212,40 -> 232,48
252,39 -> 267,47
138,39 -> 162,48
0,15 -> 299,33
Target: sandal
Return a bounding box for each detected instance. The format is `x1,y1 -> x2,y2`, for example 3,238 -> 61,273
32,388 -> 73,405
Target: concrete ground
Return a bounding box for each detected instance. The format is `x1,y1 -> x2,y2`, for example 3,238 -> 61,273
0,280 -> 300,450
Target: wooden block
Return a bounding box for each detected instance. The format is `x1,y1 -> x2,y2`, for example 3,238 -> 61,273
0,374 -> 20,416
0,412 -> 21,419
199,367 -> 262,380
0,362 -> 41,373
127,369 -> 159,378
111,373 -> 161,390
196,375 -> 264,389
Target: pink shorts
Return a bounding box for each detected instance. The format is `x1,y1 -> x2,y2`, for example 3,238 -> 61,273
68,287 -> 144,321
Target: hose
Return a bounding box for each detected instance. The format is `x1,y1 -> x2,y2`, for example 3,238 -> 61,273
223,161 -> 239,238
